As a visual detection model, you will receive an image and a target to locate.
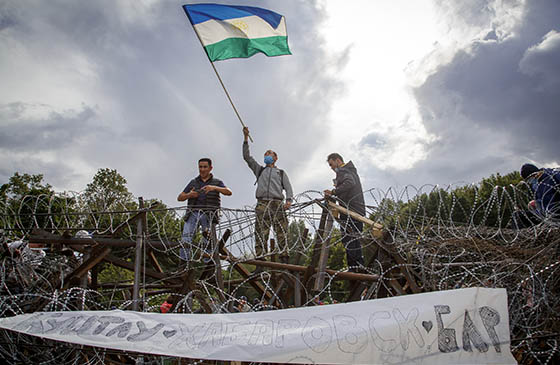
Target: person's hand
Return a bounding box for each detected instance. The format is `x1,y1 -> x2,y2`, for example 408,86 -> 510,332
243,126 -> 250,140
189,188 -> 199,198
283,201 -> 292,210
324,189 -> 333,197
201,185 -> 215,193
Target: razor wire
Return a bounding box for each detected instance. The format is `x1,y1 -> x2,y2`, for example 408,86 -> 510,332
0,180 -> 558,364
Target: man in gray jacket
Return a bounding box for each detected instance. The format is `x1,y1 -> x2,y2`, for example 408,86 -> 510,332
243,127 -> 293,262
324,153 -> 365,271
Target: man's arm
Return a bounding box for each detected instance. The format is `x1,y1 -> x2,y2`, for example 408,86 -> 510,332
242,127 -> 261,177
178,181 -> 197,201
201,185 -> 232,196
178,189 -> 198,202
282,172 -> 294,209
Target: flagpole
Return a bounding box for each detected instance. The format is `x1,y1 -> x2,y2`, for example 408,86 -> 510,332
185,9 -> 254,143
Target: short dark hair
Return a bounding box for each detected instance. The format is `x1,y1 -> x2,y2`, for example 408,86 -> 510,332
198,158 -> 212,167
327,153 -> 344,162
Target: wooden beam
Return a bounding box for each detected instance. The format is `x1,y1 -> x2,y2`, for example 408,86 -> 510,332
221,254 -> 379,282
62,247 -> 111,289
327,200 -> 384,238
313,213 -> 334,292
30,230 -> 181,250
101,254 -> 182,285
303,207 -> 330,293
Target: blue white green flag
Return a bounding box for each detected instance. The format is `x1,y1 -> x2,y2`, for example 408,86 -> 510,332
183,3 -> 291,62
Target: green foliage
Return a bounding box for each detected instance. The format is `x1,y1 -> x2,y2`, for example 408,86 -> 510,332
84,168 -> 133,211
393,171 -> 526,228
81,168 -> 137,235
0,173 -> 56,236
287,220 -> 311,265
0,172 -> 53,199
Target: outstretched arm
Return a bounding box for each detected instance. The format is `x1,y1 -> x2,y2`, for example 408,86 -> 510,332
242,127 -> 261,177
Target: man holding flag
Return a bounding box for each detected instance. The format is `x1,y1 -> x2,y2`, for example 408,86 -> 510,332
183,4 -> 294,262
243,127 -> 293,263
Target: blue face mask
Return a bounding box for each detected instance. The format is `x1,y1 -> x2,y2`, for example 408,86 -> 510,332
526,176 -> 539,192
264,155 -> 274,165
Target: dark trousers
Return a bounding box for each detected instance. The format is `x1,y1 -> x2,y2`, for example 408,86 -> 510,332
340,215 -> 365,269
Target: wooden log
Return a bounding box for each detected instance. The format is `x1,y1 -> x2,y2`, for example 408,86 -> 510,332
294,273 -> 302,307
30,230 -> 181,250
101,254 -> 182,285
314,213 -> 334,292
326,200 -> 383,238
303,207 -> 330,293
62,246 -> 111,289
221,254 -> 379,282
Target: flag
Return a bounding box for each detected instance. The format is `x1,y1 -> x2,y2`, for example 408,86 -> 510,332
183,3 -> 291,62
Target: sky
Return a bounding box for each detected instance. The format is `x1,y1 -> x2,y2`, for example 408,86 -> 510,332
0,0 -> 558,209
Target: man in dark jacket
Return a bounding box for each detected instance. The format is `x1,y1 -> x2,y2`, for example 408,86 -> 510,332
324,153 -> 365,270
178,158 -> 232,262
520,163 -> 560,219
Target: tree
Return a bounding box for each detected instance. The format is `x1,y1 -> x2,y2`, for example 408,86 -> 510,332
84,168 -> 133,211
394,171 -> 526,229
0,173 -> 56,237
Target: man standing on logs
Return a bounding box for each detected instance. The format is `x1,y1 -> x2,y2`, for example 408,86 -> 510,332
324,153 -> 365,271
177,158 -> 232,263
242,127 -> 294,263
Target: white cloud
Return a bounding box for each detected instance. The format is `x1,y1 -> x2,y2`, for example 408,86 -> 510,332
519,29 -> 560,86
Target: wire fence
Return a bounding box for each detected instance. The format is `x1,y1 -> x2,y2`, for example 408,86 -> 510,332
0,182 -> 558,364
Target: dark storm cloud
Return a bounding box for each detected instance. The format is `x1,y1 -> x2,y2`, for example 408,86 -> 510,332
0,103 -> 97,151
411,0 -> 560,184
0,0 -> 345,206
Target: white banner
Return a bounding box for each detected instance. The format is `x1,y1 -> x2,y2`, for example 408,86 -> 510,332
0,288 -> 516,364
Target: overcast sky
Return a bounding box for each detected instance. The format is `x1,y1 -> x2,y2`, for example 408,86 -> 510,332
1,0 -> 558,209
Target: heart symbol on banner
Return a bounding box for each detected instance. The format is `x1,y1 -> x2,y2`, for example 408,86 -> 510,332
422,320 -> 433,333
163,330 -> 177,338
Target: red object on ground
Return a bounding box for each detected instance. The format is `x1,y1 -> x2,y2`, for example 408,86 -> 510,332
160,301 -> 172,313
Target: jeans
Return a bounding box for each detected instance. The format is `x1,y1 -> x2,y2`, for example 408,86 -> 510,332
180,210 -> 210,261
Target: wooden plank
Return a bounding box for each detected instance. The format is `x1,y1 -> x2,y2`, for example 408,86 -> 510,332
146,250 -> 164,273
375,239 -> 421,294
62,247 -> 111,289
313,213 -> 334,292
211,225 -> 226,302
222,255 -> 380,282
302,207 -> 329,292
101,254 -> 182,285
294,273 -> 302,307
327,200 -> 384,238
30,230 -> 182,250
